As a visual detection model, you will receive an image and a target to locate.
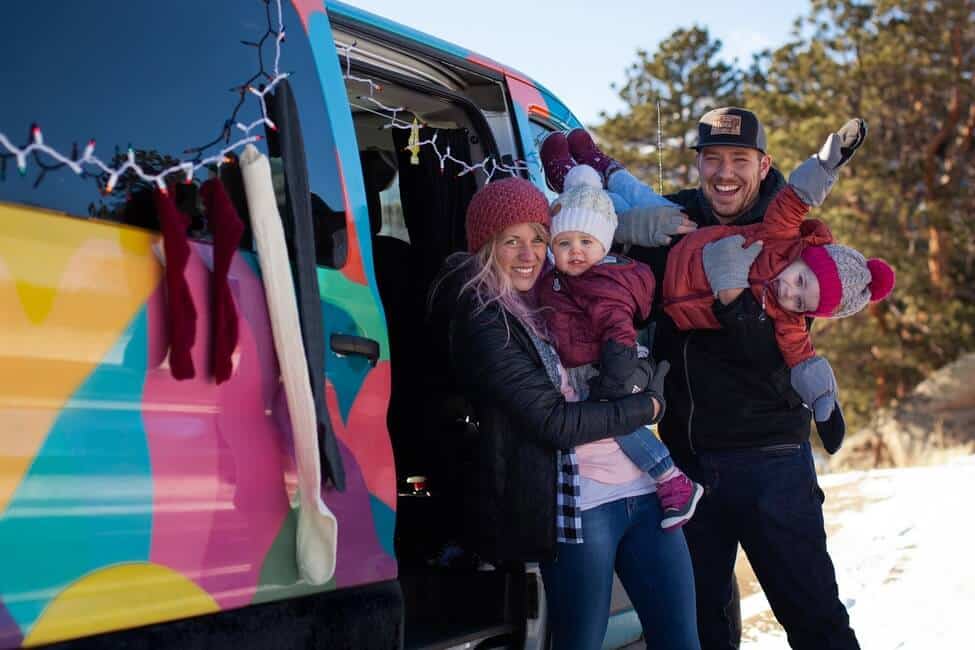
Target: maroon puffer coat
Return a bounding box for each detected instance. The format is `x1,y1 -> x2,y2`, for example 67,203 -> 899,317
537,255 -> 656,369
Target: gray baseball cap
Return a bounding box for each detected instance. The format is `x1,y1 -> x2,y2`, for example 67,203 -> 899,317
693,107 -> 767,154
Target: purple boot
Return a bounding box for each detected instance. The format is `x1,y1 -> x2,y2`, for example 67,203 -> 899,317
657,470 -> 705,531
539,131 -> 575,193
567,128 -> 622,184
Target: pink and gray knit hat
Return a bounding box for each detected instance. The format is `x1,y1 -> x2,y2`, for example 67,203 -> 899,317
801,244 -> 895,318
465,177 -> 551,252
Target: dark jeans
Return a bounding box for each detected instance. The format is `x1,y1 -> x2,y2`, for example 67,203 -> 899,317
681,442 -> 859,650
540,493 -> 700,650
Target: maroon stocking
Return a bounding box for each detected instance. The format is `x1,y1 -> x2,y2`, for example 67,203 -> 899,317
201,178 -> 245,384
153,189 -> 197,380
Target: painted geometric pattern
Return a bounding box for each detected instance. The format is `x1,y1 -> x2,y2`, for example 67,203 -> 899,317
0,205 -> 396,647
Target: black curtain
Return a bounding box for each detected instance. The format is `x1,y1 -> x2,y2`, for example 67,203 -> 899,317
387,127 -> 481,562
391,126 -> 475,292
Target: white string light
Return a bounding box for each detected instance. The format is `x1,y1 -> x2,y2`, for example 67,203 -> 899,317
0,0 -> 289,195
338,41 -> 530,183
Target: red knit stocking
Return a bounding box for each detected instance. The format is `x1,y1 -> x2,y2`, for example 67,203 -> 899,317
153,189 -> 197,380
201,178 -> 245,383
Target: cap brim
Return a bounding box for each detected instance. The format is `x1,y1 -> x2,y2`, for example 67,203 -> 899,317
692,142 -> 766,154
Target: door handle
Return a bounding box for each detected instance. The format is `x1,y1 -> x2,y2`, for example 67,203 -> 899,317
330,333 -> 380,367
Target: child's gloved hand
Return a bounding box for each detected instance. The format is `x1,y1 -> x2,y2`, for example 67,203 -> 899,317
815,401 -> 846,454
615,204 -> 696,247
702,235 -> 763,296
588,340 -> 639,400
789,118 -> 867,206
790,355 -> 838,422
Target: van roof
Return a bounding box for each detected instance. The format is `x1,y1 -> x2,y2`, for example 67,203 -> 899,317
326,1 -> 560,96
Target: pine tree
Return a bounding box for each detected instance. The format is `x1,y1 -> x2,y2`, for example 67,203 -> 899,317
594,1 -> 975,431
594,26 -> 741,193
745,0 -> 975,426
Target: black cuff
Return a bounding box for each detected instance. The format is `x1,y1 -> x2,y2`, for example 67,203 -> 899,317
646,389 -> 666,425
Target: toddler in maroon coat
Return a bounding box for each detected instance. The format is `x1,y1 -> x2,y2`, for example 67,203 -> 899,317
537,166 -> 703,530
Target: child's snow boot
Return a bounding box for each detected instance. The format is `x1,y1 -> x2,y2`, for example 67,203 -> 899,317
539,131 -> 575,193
567,128 -> 623,185
657,469 -> 705,531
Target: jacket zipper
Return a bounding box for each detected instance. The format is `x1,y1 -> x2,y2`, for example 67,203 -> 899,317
683,333 -> 696,455
758,443 -> 801,453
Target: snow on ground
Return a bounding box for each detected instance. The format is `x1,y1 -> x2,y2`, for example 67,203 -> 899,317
741,454 -> 975,649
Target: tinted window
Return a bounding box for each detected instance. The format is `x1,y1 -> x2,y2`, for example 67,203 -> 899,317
0,0 -> 345,266
529,120 -> 558,201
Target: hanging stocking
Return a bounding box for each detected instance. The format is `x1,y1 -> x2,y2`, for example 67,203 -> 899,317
201,178 -> 245,383
153,189 -> 197,380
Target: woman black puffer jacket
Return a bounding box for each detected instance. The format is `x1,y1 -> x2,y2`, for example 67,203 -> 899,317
443,264 -> 656,563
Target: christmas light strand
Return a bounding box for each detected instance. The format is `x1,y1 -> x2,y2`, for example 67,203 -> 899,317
0,0 -> 288,194
337,41 -> 530,183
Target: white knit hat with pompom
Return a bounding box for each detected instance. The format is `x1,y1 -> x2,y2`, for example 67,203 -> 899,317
549,164 -> 617,253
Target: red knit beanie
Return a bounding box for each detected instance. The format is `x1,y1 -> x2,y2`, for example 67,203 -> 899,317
465,177 -> 551,253
802,244 -> 895,318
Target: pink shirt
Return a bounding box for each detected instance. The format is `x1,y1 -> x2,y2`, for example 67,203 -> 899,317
558,364 -> 644,485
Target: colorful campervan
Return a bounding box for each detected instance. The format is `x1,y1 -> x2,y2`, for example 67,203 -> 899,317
0,2 -> 640,648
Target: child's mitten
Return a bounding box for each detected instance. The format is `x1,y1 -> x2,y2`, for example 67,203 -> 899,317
589,340 -> 640,400
790,354 -> 838,422
789,118 -> 867,207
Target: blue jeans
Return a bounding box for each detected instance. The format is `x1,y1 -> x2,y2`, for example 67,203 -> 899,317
540,494 -> 700,650
680,442 -> 859,650
606,168 -> 679,214
616,426 -> 674,480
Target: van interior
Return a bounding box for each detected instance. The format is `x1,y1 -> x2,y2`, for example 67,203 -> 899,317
340,49 -> 536,647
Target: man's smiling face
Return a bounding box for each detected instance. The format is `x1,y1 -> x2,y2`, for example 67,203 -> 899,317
696,145 -> 771,222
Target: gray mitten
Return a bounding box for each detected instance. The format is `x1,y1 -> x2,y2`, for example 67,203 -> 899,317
702,235 -> 763,296
615,204 -> 689,247
790,355 -> 838,421
789,118 -> 867,207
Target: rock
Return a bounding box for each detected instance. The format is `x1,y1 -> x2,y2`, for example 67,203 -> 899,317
829,353 -> 975,470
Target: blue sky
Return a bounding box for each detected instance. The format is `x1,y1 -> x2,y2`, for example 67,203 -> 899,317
338,0 -> 810,126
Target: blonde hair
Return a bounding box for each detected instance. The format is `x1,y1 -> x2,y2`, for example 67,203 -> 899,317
435,222 -> 549,341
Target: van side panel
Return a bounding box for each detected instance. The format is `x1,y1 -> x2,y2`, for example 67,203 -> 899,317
0,206 -> 395,646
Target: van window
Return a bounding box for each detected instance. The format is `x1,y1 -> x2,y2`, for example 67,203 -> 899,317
377,174 -> 409,244
0,0 -> 345,268
529,120 -> 559,200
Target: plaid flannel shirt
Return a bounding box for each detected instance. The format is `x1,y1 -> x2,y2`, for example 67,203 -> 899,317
556,449 -> 583,543
527,328 -> 584,545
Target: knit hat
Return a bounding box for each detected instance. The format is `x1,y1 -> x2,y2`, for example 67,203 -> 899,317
465,177 -> 551,252
549,165 -> 617,253
801,244 -> 895,318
